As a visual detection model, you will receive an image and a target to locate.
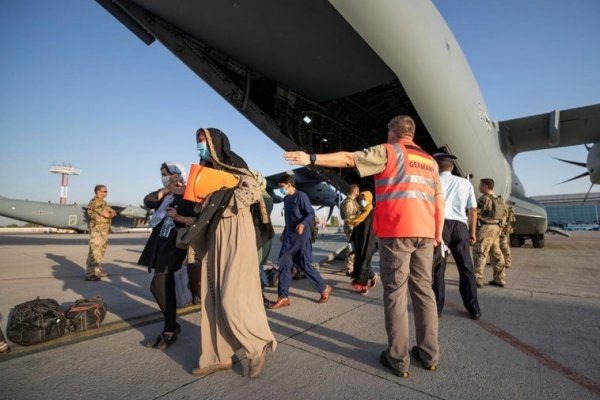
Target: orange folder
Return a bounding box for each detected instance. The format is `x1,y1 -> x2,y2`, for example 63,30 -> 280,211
184,164 -> 240,203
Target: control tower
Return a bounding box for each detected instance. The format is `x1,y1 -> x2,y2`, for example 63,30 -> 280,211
50,164 -> 81,204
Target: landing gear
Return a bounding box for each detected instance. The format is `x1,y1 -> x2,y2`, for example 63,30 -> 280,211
532,234 -> 545,248
509,235 -> 525,248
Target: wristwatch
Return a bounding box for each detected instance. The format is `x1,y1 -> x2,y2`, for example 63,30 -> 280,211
309,154 -> 317,165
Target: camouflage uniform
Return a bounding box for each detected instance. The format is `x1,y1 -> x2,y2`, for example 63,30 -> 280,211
499,205 -> 515,269
341,196 -> 360,274
473,193 -> 505,286
85,196 -> 114,278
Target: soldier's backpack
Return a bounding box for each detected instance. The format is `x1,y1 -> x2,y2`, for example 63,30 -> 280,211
491,195 -> 507,221
7,297 -> 67,346
66,295 -> 107,332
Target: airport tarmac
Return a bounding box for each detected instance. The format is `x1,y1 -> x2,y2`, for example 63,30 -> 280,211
0,230 -> 599,399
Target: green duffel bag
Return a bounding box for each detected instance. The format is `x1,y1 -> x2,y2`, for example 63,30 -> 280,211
7,297 -> 67,346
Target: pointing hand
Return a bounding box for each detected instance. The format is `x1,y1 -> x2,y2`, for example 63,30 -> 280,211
284,151 -> 310,166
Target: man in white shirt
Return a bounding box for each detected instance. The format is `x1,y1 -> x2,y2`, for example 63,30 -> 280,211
432,153 -> 481,320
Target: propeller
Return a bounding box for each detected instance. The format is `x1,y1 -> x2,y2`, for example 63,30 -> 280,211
583,184 -> 594,204
554,144 -> 596,203
556,171 -> 590,184
326,205 -> 335,222
553,158 -> 587,168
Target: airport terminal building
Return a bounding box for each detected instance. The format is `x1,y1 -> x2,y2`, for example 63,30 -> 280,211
533,192 -> 600,228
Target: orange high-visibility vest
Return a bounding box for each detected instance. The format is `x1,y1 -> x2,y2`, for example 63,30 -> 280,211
373,140 -> 438,238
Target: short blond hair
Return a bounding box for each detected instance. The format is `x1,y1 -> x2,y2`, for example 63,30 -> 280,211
387,115 -> 415,138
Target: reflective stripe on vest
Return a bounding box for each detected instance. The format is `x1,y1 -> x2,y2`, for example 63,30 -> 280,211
373,142 -> 438,238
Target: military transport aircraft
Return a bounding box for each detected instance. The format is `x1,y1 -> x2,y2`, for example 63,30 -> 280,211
97,0 -> 600,248
0,196 -> 149,233
265,167 -> 339,221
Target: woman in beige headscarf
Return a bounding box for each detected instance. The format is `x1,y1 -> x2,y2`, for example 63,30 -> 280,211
189,128 -> 276,379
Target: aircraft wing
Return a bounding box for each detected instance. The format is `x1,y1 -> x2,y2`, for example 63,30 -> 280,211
500,104 -> 600,156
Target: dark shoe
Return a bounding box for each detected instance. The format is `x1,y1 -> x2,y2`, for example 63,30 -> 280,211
437,311 -> 442,318
269,297 -> 290,309
411,346 -> 437,371
488,280 -> 505,287
379,351 -> 409,378
147,324 -> 180,350
345,271 -> 352,277
192,360 -> 233,377
192,296 -> 201,305
249,344 -> 270,379
476,282 -> 483,288
318,285 -> 332,304
470,312 -> 482,320
85,275 -> 100,281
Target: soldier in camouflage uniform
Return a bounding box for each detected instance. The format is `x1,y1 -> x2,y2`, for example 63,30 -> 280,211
341,184 -> 360,276
473,178 -> 505,288
85,185 -> 116,281
499,203 -> 515,269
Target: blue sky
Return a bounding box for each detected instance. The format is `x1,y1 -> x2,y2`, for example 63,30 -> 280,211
1,1 -> 599,225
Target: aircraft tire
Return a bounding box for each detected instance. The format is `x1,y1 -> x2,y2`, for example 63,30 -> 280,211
509,235 -> 524,248
532,235 -> 545,248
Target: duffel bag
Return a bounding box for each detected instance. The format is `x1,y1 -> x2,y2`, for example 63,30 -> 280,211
66,295 -> 107,332
7,297 -> 67,346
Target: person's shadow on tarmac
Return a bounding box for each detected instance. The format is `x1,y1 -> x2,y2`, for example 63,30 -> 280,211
47,252 -> 202,373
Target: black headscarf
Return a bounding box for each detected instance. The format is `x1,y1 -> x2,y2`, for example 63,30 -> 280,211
197,128 -> 248,171
196,127 -> 274,246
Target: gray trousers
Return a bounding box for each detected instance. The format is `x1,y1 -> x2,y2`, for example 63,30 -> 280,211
379,238 -> 439,371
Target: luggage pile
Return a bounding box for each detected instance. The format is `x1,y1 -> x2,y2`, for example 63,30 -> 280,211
6,295 -> 107,346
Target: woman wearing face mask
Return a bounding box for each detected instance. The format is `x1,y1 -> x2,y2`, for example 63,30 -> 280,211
138,162 -> 198,350
348,191 -> 379,295
189,128 -> 276,379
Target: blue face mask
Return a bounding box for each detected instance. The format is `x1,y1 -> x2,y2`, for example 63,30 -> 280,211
277,187 -> 288,197
197,142 -> 210,161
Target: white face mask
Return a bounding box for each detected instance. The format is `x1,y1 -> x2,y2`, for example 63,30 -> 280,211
161,176 -> 171,187
360,199 -> 368,208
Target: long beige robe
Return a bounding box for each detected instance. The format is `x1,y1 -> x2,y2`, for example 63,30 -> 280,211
198,175 -> 276,368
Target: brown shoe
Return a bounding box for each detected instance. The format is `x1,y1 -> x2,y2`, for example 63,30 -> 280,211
269,297 -> 290,309
318,285 -> 332,304
249,344 -> 270,379
96,271 -> 109,278
192,360 -> 233,377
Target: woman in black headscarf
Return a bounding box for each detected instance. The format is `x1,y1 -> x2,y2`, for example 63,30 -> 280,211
138,163 -> 197,349
190,128 -> 276,379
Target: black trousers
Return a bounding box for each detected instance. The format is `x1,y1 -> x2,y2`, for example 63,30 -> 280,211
150,271 -> 177,332
433,220 -> 480,315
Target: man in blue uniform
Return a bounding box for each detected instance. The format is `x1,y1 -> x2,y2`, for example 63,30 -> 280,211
269,175 -> 332,309
431,153 -> 481,320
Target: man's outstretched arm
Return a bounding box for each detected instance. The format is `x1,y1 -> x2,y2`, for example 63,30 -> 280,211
284,151 -> 355,168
